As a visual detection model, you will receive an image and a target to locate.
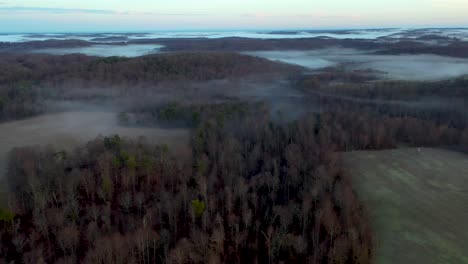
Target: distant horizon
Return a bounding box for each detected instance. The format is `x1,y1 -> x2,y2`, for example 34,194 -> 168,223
2,0 -> 468,33
2,26 -> 468,34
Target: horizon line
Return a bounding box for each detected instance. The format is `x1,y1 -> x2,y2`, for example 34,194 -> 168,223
2,26 -> 468,35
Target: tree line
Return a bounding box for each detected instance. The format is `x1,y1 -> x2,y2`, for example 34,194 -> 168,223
119,101 -> 260,128
0,52 -> 300,87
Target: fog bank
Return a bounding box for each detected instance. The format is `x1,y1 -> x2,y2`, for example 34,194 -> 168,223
0,111 -> 190,177
247,49 -> 468,80
31,44 -> 164,57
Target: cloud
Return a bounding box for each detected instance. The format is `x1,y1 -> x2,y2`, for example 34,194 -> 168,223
238,12 -> 360,21
0,6 -> 207,16
0,6 -> 115,14
108,10 -> 207,16
431,0 -> 468,7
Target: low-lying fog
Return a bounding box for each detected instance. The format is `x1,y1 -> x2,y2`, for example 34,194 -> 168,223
1,60 -> 460,178
163,77 -> 311,120
246,49 -> 468,80
31,44 -> 164,57
0,111 -> 190,177
3,28 -> 468,43
0,29 -> 406,43
0,77 -> 309,178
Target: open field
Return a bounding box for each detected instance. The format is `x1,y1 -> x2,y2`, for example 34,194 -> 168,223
344,148 -> 468,264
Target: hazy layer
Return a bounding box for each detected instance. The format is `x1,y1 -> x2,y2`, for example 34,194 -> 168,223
0,111 -> 190,176
247,49 -> 468,80
0,29 -> 403,43
31,44 -> 163,57
244,50 -> 336,69
2,28 -> 468,42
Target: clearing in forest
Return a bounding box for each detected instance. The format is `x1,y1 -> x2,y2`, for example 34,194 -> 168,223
344,148 -> 468,264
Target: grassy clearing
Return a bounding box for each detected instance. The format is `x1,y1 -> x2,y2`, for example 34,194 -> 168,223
0,111 -> 191,177
344,148 -> 468,264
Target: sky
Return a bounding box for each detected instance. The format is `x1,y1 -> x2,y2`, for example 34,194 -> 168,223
1,0 -> 468,32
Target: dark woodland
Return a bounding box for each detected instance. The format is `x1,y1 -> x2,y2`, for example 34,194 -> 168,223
0,50 -> 467,263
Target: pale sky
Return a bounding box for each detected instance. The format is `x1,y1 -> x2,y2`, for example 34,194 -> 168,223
1,0 -> 468,32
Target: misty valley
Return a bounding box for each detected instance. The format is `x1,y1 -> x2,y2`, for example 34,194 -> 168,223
0,29 -> 467,264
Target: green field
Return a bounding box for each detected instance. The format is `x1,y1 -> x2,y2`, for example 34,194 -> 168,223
344,148 -> 468,264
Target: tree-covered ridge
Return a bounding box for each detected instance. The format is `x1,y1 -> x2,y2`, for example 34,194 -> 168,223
0,52 -> 300,122
0,52 -> 301,86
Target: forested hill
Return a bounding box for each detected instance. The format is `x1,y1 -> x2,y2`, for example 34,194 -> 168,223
4,37 -> 468,58
0,52 -> 302,86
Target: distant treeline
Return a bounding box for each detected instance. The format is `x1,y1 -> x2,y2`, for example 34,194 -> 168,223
4,37 -> 468,58
150,38 -> 468,58
0,52 -> 300,121
373,41 -> 468,58
299,75 -> 468,100
119,101 -> 262,128
0,52 -> 300,86
0,40 -> 92,52
297,73 -> 468,149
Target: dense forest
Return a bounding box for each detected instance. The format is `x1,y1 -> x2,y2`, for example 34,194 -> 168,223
1,110 -> 374,263
0,50 -> 467,263
1,100 -> 467,263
